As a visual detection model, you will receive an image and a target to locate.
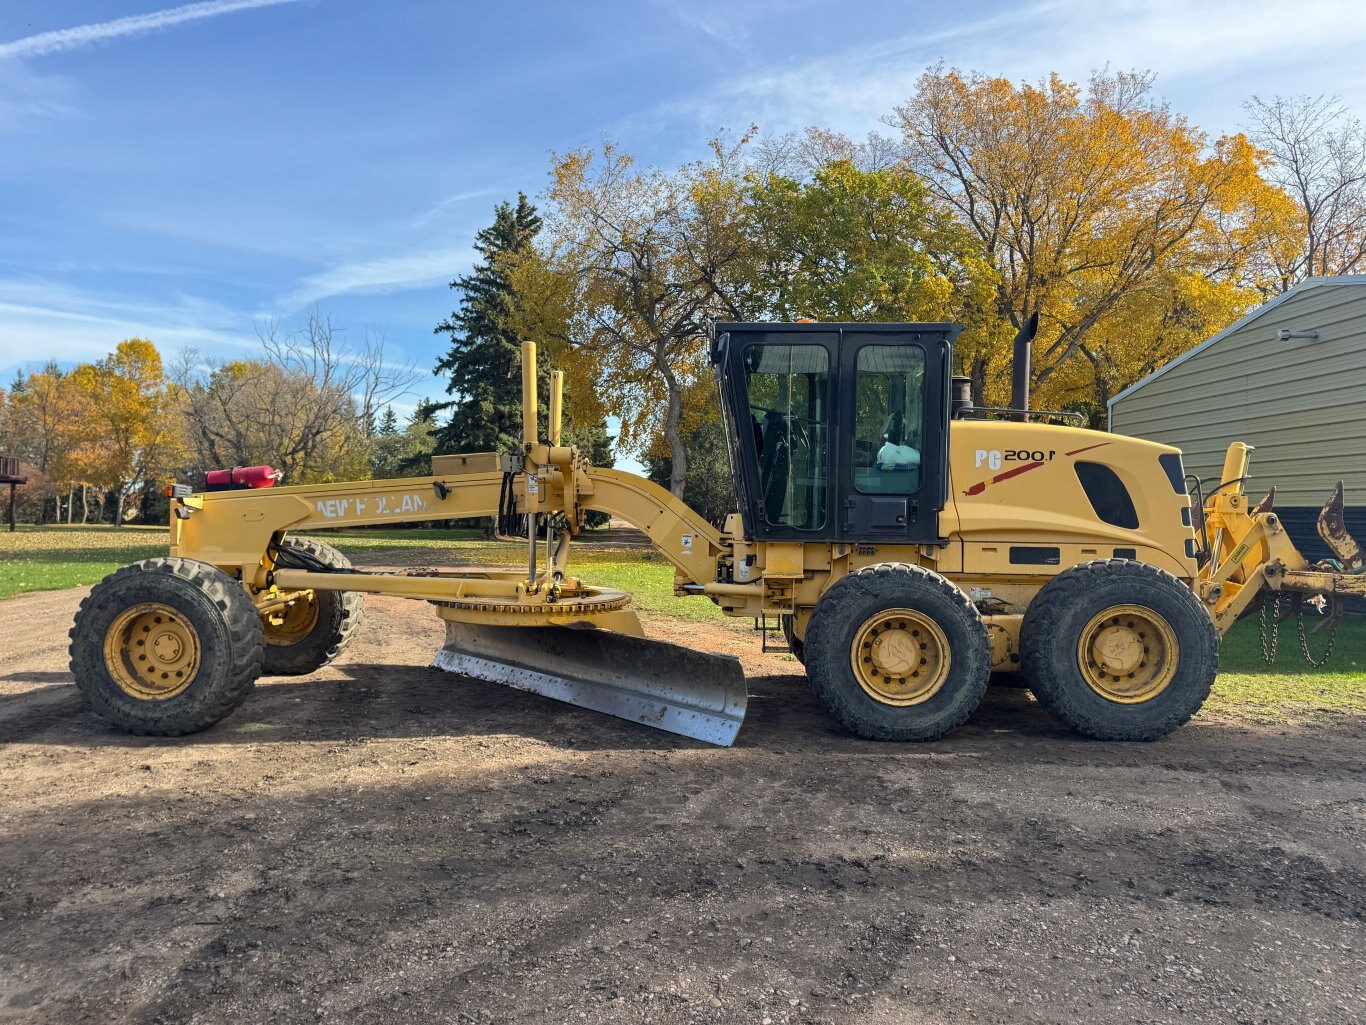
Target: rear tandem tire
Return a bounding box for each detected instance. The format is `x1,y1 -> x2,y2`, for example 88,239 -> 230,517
1019,559 -> 1218,741
804,563 -> 991,741
260,537 -> 365,676
68,558 -> 264,735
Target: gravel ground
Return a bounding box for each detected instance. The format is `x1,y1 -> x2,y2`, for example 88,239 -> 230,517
1,582 -> 1364,1025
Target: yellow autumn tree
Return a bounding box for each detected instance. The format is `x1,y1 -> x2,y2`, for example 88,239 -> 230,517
895,67 -> 1297,417
6,365 -> 90,520
68,339 -> 188,523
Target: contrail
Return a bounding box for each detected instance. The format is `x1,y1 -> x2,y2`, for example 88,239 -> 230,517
0,0 -> 303,61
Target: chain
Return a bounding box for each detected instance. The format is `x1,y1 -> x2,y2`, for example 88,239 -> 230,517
1295,609 -> 1338,668
1259,592 -> 1337,667
1259,593 -> 1280,664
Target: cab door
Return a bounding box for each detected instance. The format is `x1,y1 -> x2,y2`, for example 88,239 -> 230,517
836,330 -> 951,544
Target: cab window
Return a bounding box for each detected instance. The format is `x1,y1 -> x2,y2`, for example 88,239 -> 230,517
742,344 -> 829,530
854,345 -> 925,494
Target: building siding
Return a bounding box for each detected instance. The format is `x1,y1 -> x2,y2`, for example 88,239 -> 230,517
1109,280 -> 1366,508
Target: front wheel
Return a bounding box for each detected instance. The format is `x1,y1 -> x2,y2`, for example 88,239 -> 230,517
69,558 -> 264,735
1019,559 -> 1218,740
804,563 -> 991,741
260,537 -> 365,676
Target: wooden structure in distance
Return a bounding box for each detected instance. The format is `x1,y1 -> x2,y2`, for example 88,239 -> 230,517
0,457 -> 26,533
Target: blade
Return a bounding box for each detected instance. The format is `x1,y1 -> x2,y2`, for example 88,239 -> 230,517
1318,481 -> 1363,572
432,621 -> 748,746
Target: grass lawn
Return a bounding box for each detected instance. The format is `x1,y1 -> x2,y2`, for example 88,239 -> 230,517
3,524 -> 1361,716
1210,613 -> 1366,716
0,525 -> 168,599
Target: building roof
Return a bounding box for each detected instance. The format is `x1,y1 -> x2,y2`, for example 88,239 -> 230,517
1106,275 -> 1366,412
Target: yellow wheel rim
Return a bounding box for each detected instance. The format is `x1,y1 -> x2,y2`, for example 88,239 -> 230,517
850,609 -> 951,706
1077,604 -> 1178,703
102,602 -> 202,700
262,592 -> 319,646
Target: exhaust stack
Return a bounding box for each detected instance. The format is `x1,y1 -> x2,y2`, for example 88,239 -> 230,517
1010,312 -> 1040,422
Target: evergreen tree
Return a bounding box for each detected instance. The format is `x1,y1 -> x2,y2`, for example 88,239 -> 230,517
371,403 -> 437,480
376,405 -> 399,436
431,194 -> 543,454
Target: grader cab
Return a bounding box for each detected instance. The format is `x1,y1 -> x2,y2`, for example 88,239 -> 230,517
69,322 -> 1363,747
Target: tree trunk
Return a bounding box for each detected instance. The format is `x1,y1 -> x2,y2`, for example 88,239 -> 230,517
80,485 -> 89,524
66,488 -> 74,524
661,367 -> 686,498
970,357 -> 988,409
115,489 -> 125,527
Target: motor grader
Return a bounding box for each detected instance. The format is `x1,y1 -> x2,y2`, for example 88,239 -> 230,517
68,322 -> 1364,746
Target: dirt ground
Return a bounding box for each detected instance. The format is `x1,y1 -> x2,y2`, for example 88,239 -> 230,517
2,577 -> 1365,1025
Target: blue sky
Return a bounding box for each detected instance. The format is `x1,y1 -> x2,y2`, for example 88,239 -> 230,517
3,0 -> 1366,461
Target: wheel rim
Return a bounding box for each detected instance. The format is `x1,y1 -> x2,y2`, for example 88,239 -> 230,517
850,608 -> 951,706
103,603 -> 202,700
263,592 -> 319,646
1077,604 -> 1178,703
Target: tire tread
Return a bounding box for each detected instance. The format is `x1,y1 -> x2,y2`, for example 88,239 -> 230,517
260,537 -> 365,676
68,558 -> 264,735
1020,558 -> 1219,741
804,562 -> 990,741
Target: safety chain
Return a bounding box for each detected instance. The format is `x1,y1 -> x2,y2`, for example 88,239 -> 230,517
1258,594 -> 1280,664
1259,593 -> 1337,667
1295,608 -> 1338,668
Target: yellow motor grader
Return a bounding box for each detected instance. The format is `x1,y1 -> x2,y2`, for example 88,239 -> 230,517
68,322 -> 1363,746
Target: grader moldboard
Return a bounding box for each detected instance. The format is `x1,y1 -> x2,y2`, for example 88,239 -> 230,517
69,322 -> 1364,746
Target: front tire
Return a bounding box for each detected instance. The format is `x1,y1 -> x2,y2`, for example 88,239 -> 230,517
1020,559 -> 1218,740
69,558 -> 264,735
260,537 -> 364,676
804,563 -> 991,741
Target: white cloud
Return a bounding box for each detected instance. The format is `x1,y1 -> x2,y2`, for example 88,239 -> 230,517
0,60 -> 76,130
410,188 -> 502,227
646,0 -> 749,52
662,0 -> 1366,138
281,247 -> 475,308
0,279 -> 258,377
0,0 -> 304,62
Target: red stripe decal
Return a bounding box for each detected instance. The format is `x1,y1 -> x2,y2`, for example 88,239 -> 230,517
992,460 -> 1045,484
961,442 -> 1110,497
962,460 -> 1045,496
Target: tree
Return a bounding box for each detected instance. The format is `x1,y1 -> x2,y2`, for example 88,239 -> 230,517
751,126 -> 901,178
177,312 -> 417,485
376,405 -> 399,437
258,311 -> 420,442
1244,93 -> 1366,287
431,194 -> 543,455
371,405 -> 437,480
66,339 -> 188,524
531,138 -> 753,497
643,383 -> 734,527
746,158 -> 995,326
4,364 -> 75,520
178,359 -> 369,484
894,67 -> 1286,413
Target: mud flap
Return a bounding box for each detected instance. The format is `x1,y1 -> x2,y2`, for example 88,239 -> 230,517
431,622 -> 748,746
